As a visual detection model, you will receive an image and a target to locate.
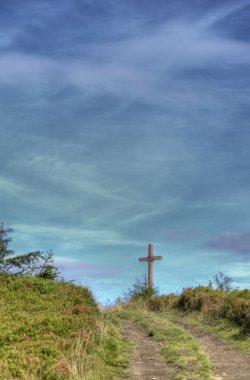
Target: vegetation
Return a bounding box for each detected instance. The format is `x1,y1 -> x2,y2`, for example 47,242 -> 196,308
164,309 -> 250,356
113,275 -> 250,379
148,286 -> 250,334
120,275 -> 159,302
0,222 -> 130,379
212,272 -> 233,292
0,223 -> 59,280
115,278 -> 213,379
0,275 -> 130,380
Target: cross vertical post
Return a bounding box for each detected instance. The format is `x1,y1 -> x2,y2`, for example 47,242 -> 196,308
148,243 -> 153,288
138,243 -> 163,288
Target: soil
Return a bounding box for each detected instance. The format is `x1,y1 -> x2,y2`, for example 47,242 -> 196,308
174,320 -> 250,380
120,319 -> 176,380
120,317 -> 250,380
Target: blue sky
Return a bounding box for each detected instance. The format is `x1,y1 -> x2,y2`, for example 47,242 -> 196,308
0,0 -> 250,302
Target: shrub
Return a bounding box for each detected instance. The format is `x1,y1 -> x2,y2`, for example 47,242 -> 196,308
146,285 -> 250,333
148,294 -> 179,311
122,276 -> 159,302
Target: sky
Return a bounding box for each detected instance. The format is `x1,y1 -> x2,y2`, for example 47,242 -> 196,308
0,0 -> 250,302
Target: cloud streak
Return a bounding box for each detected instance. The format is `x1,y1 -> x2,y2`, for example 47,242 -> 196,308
0,0 -> 250,299
202,232 -> 250,256
1,12 -> 250,107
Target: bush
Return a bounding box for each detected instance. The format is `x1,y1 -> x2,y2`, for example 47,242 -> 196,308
122,276 -> 159,302
146,285 -> 250,333
148,294 -> 179,311
176,286 -> 250,332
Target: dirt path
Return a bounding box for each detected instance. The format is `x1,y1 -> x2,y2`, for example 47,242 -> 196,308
120,319 -> 176,380
176,321 -> 250,380
120,316 -> 250,380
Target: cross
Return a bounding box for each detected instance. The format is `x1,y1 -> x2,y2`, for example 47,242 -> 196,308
138,243 -> 163,288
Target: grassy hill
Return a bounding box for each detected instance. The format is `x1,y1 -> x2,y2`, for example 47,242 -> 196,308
1,273 -> 249,379
0,276 -> 129,380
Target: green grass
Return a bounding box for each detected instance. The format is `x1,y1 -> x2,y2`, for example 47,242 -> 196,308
116,304 -> 213,380
0,275 -> 130,380
164,309 -> 250,356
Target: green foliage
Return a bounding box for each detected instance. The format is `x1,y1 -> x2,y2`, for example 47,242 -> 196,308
177,287 -> 250,332
0,276 -> 97,379
148,293 -> 179,311
0,222 -> 59,280
146,285 -> 250,334
132,272 -> 249,334
0,276 -> 129,379
0,223 -> 15,274
122,276 -> 159,302
213,272 -> 233,292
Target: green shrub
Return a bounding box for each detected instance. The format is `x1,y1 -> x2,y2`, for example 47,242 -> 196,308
148,294 -> 179,311
176,287 -> 250,330
122,276 -> 159,302
146,286 -> 250,333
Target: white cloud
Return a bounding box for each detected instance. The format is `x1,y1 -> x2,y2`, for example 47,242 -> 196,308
0,14 -> 250,106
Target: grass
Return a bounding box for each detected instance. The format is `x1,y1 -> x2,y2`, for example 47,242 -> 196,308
0,275 -> 130,379
2,274 -> 248,379
115,303 -> 213,380
163,309 -> 250,357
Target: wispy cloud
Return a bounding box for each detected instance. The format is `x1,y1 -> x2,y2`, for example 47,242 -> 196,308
0,12 -> 250,106
200,0 -> 250,29
1,0 -> 250,299
202,232 -> 250,256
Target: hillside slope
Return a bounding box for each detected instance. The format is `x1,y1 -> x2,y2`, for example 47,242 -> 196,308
0,276 -> 129,380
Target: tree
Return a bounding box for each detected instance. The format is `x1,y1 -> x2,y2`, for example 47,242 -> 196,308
0,222 -> 60,280
213,272 -> 233,292
0,222 -> 14,274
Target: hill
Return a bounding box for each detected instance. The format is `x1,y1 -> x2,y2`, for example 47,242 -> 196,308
0,275 -> 129,380
1,273 -> 249,379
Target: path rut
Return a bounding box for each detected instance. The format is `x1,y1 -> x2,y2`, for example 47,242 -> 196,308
120,319 -> 176,380
176,321 -> 250,380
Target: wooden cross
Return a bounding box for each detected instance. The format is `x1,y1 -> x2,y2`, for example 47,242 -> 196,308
138,243 -> 163,288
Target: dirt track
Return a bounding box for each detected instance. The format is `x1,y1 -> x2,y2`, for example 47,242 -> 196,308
120,317 -> 250,380
177,321 -> 250,380
120,319 -> 176,380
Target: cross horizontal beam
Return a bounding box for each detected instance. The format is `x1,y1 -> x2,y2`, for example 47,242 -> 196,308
139,255 -> 163,262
